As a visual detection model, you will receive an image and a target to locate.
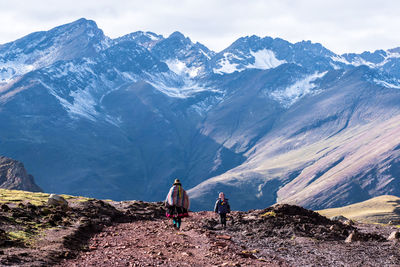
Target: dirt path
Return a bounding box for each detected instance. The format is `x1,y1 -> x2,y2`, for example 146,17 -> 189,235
59,212 -> 275,267
57,204 -> 400,266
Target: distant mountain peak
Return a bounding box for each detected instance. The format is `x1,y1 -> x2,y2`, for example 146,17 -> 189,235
115,31 -> 163,49
133,31 -> 163,40
0,156 -> 42,192
51,17 -> 101,35
70,17 -> 97,26
0,17 -> 108,82
168,31 -> 187,40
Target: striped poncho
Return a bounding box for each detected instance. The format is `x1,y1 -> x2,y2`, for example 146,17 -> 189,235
165,185 -> 190,210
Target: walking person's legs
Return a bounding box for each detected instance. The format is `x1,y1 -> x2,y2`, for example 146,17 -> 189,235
219,213 -> 227,228
176,217 -> 182,229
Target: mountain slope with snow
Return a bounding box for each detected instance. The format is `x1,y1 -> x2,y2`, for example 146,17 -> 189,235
1,18 -> 400,210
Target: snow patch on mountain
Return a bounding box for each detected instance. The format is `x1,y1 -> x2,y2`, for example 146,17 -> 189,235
247,49 -> 286,70
333,50 -> 400,69
144,32 -> 161,41
68,87 -> 99,120
351,58 -> 378,68
199,49 -> 212,60
331,56 -> 351,65
386,51 -> 400,59
375,51 -> 400,67
0,45 -> 65,82
214,49 -> 286,75
150,81 -> 220,99
0,58 -> 35,82
373,79 -> 400,89
0,67 -> 17,83
213,53 -> 240,74
148,73 -> 221,98
49,60 -> 96,80
190,94 -> 224,116
39,80 -> 99,120
332,55 -> 379,68
165,59 -> 201,78
270,71 -> 327,108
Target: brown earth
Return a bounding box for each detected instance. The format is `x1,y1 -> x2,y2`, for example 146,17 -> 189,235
1,198 -> 400,267
0,199 -> 125,266
60,204 -> 400,267
59,212 -> 273,267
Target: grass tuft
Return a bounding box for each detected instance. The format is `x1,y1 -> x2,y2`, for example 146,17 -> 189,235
260,211 -> 276,217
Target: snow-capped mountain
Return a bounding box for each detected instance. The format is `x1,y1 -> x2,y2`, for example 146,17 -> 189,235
337,48 -> 400,81
0,18 -> 110,83
210,36 -> 344,75
1,18 -> 400,211
115,31 -> 163,50
150,31 -> 215,79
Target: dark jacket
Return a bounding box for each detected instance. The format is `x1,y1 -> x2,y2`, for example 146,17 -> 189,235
214,198 -> 230,214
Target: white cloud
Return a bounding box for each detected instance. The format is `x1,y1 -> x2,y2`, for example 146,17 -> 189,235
0,0 -> 399,54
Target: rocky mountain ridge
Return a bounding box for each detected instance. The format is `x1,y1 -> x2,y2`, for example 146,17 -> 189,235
0,156 -> 42,192
1,18 -> 400,211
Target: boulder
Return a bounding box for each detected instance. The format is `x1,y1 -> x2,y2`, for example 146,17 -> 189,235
47,194 -> 68,209
1,204 -> 10,212
345,231 -> 361,243
387,231 -> 400,241
329,224 -> 341,231
344,219 -> 355,226
331,215 -> 349,222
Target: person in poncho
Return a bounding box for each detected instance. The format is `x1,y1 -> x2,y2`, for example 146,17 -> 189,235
165,179 -> 190,230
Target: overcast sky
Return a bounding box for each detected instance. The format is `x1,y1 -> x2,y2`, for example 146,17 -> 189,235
0,0 -> 399,54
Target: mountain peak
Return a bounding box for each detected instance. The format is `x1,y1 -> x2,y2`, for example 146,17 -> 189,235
71,17 -> 96,26
133,31 -> 163,40
168,31 -> 188,40
54,17 -> 100,33
0,18 -> 108,82
115,31 -> 163,49
0,156 -> 42,192
388,47 -> 400,54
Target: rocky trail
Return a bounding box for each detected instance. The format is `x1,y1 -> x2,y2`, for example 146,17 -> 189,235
0,196 -> 399,266
59,212 -> 272,267
59,204 -> 400,267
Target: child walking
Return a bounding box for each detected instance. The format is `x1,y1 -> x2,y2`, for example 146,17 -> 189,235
214,192 -> 230,229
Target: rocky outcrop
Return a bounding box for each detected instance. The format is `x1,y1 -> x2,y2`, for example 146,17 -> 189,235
48,194 -> 68,209
387,231 -> 400,241
204,204 -> 356,241
0,156 -> 42,192
0,197 -> 125,266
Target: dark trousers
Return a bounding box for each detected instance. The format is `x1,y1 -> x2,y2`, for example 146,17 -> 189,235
219,213 -> 227,226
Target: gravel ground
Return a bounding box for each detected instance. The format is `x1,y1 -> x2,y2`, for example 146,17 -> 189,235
59,204 -> 400,267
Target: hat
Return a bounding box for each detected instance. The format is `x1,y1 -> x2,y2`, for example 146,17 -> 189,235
173,179 -> 181,185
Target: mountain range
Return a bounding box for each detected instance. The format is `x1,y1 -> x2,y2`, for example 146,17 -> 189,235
1,18 -> 400,210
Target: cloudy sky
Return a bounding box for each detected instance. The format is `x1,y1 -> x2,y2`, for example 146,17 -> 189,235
0,0 -> 399,54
